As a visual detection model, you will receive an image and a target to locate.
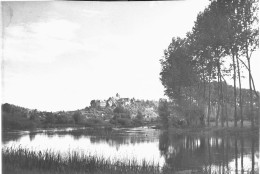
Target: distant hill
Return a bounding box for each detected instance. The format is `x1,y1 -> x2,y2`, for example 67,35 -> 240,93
1,96 -> 159,130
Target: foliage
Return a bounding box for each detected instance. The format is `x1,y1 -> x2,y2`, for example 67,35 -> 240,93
113,105 -> 131,119
2,112 -> 36,130
132,110 -> 144,126
72,111 -> 85,124
159,0 -> 259,128
44,112 -> 57,124
158,99 -> 170,129
84,118 -> 110,128
56,113 -> 75,124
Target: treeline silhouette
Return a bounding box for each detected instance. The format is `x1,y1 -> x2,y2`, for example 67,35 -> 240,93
160,0 -> 259,128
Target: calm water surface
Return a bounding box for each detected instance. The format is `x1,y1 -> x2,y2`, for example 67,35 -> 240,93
2,127 -> 259,173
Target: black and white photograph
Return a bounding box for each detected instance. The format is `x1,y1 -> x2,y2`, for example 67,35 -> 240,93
1,1 -> 259,174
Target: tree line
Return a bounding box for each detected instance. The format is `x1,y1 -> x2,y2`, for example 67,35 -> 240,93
160,0 -> 259,128
1,102 -> 156,130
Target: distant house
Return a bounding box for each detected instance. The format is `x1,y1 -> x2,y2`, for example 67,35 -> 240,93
135,100 -> 141,106
118,98 -> 130,106
107,98 -> 113,107
106,97 -> 116,107
115,93 -> 120,100
130,98 -> 135,104
123,98 -> 130,105
100,100 -> 106,108
90,100 -> 101,108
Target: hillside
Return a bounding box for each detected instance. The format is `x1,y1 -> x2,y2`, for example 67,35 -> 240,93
1,96 -> 159,130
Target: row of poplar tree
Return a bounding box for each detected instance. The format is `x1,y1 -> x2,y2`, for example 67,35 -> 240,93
160,0 -> 259,128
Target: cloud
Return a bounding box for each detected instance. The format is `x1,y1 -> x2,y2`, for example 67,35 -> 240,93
31,19 -> 80,40
82,9 -> 103,18
3,19 -> 82,64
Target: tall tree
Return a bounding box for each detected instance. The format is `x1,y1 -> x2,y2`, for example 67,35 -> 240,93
239,0 -> 259,128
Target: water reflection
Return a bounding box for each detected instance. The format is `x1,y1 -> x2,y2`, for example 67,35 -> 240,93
2,128 -> 259,173
251,136 -> 255,174
29,131 -> 37,141
159,131 -> 259,173
241,137 -> 244,174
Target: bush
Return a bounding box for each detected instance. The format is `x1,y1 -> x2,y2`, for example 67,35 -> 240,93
132,111 -> 144,126
85,118 -> 110,128
113,106 -> 130,119
56,114 -> 74,124
44,113 -> 57,124
158,99 -> 170,129
117,118 -> 132,127
72,112 -> 85,124
2,112 -> 37,130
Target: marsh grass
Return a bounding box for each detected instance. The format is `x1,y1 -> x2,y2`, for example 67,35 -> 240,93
2,147 -> 257,174
2,147 -> 161,174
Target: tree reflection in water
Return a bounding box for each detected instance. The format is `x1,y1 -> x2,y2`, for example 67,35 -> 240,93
2,128 -> 259,173
158,132 -> 259,173
235,137 -> 238,174
241,137 -> 244,174
251,136 -> 255,174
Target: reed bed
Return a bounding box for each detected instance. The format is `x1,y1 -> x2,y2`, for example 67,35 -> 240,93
2,147 -> 161,174
2,147 -> 257,174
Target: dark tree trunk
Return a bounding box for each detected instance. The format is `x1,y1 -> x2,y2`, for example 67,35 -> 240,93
232,53 -> 237,127
235,138 -> 238,174
251,136 -> 255,173
247,57 -> 254,129
241,137 -> 244,173
224,80 -> 229,127
216,62 -> 221,127
207,79 -> 211,127
236,54 -> 243,128
220,72 -> 224,127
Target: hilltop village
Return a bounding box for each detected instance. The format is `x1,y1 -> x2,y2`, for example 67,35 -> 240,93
83,93 -> 159,121
2,93 -> 159,130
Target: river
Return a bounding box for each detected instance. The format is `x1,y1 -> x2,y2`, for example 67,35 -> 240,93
2,127 -> 259,173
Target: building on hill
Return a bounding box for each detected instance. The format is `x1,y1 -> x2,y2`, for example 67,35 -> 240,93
118,98 -> 130,106
123,98 -> 131,105
135,100 -> 141,105
107,97 -> 117,107
115,93 -> 120,100
90,99 -> 107,108
100,100 -> 106,108
130,98 -> 135,104
90,100 -> 100,108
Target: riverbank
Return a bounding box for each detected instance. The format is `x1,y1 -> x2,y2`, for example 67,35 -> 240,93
3,121 -> 258,138
1,147 -> 165,174
2,123 -> 258,174
3,147 -> 253,174
167,122 -> 259,137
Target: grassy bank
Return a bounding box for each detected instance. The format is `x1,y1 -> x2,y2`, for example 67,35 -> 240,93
167,121 -> 259,137
2,147 -> 161,174
2,147 -> 256,174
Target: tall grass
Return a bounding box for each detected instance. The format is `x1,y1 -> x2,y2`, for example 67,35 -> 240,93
2,147 -> 161,174
2,147 -> 257,174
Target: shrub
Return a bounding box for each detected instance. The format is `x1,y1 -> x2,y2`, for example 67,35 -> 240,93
85,118 -> 111,128
158,100 -> 170,129
132,111 -> 144,126
56,114 -> 74,124
113,106 -> 131,119
2,112 -> 37,130
72,112 -> 85,124
117,118 -> 132,127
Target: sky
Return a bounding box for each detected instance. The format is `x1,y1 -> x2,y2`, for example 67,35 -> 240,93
1,1 -> 259,112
